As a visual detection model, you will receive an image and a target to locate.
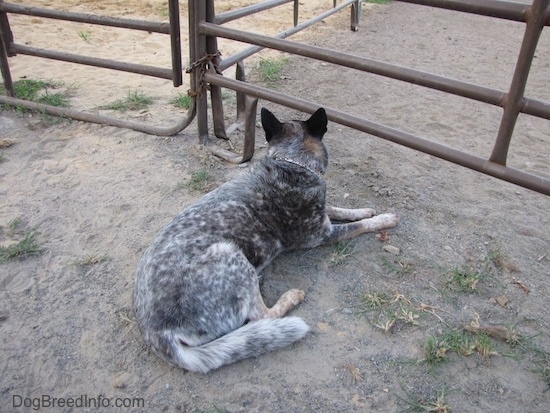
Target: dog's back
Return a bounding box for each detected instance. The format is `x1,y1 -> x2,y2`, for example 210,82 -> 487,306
134,109 -> 330,373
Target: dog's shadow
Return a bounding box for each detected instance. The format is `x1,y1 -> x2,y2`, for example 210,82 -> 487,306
259,250 -> 322,307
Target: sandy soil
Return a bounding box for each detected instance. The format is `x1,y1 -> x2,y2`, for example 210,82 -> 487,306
1,1 -> 549,412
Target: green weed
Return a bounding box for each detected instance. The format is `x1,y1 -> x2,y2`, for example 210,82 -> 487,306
78,31 -> 92,42
13,79 -> 53,100
424,335 -> 451,366
188,169 -> 213,192
328,240 -> 356,266
358,289 -> 425,333
35,91 -> 70,107
396,383 -> 451,413
1,79 -> 70,122
4,79 -> 69,110
359,290 -> 391,310
169,93 -> 192,109
531,353 -> 550,391
423,325 -> 503,366
0,231 -> 42,263
443,265 -> 487,293
101,90 -> 154,111
7,218 -> 22,237
258,56 -> 289,85
373,309 -> 397,333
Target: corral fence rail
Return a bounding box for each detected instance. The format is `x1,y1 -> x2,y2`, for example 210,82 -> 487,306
0,0 -> 549,196
0,0 -> 356,137
0,0 -> 197,135
192,0 -> 550,195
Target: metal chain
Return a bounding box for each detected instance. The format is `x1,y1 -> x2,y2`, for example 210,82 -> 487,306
186,51 -> 222,97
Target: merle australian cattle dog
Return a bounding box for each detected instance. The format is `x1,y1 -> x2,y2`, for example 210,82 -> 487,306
134,108 -> 398,373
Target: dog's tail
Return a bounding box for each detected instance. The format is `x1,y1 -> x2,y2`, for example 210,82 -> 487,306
157,317 -> 309,373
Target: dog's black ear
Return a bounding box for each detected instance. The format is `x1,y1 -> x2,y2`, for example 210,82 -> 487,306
261,108 -> 283,142
305,108 -> 328,139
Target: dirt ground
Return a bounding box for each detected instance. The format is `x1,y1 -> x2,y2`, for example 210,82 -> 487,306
1,1 -> 549,412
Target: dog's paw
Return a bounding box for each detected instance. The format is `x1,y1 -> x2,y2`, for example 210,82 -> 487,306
283,289 -> 306,306
359,213 -> 399,232
374,213 -> 399,228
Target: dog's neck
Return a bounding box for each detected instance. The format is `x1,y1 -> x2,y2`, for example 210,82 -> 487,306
273,156 -> 324,179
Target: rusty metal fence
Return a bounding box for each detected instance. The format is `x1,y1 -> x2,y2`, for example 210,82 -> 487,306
0,0 -> 549,195
0,0 -> 357,137
0,0 -> 197,135
191,0 -> 550,195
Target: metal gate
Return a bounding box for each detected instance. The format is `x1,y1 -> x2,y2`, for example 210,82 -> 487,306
1,0 -> 549,195
0,0 -> 195,135
189,0 -> 549,195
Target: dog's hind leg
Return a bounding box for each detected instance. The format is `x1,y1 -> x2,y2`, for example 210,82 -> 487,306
326,206 -> 376,221
322,213 -> 398,244
248,287 -> 305,321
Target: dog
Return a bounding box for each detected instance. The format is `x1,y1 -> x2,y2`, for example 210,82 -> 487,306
133,107 -> 398,373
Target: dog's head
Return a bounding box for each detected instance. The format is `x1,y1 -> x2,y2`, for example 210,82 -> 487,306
261,107 -> 329,176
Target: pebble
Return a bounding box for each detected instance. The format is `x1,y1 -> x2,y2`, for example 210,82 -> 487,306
496,295 -> 509,307
383,245 -> 400,255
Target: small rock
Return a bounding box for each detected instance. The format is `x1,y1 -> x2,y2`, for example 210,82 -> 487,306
496,295 -> 509,307
341,308 -> 353,315
0,240 -> 19,249
383,245 -> 400,255
444,246 -> 453,251
0,139 -> 14,148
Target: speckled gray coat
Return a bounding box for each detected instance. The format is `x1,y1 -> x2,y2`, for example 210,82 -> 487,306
133,108 -> 398,373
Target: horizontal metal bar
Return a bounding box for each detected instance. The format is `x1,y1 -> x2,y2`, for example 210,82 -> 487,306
215,0 -> 293,25
219,0 -> 357,71
10,43 -> 173,80
395,0 -> 550,24
203,22 -> 550,120
522,97 -> 550,119
0,95 -> 197,136
204,72 -> 550,196
0,2 -> 171,33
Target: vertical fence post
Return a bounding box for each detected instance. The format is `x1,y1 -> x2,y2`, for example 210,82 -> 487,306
235,61 -> 247,124
189,0 -> 209,144
168,0 -> 183,87
206,0 -> 228,140
490,0 -> 549,165
351,0 -> 361,32
0,0 -> 15,96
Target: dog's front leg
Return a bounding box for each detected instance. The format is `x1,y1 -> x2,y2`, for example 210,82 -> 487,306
321,213 -> 398,244
326,206 -> 376,221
